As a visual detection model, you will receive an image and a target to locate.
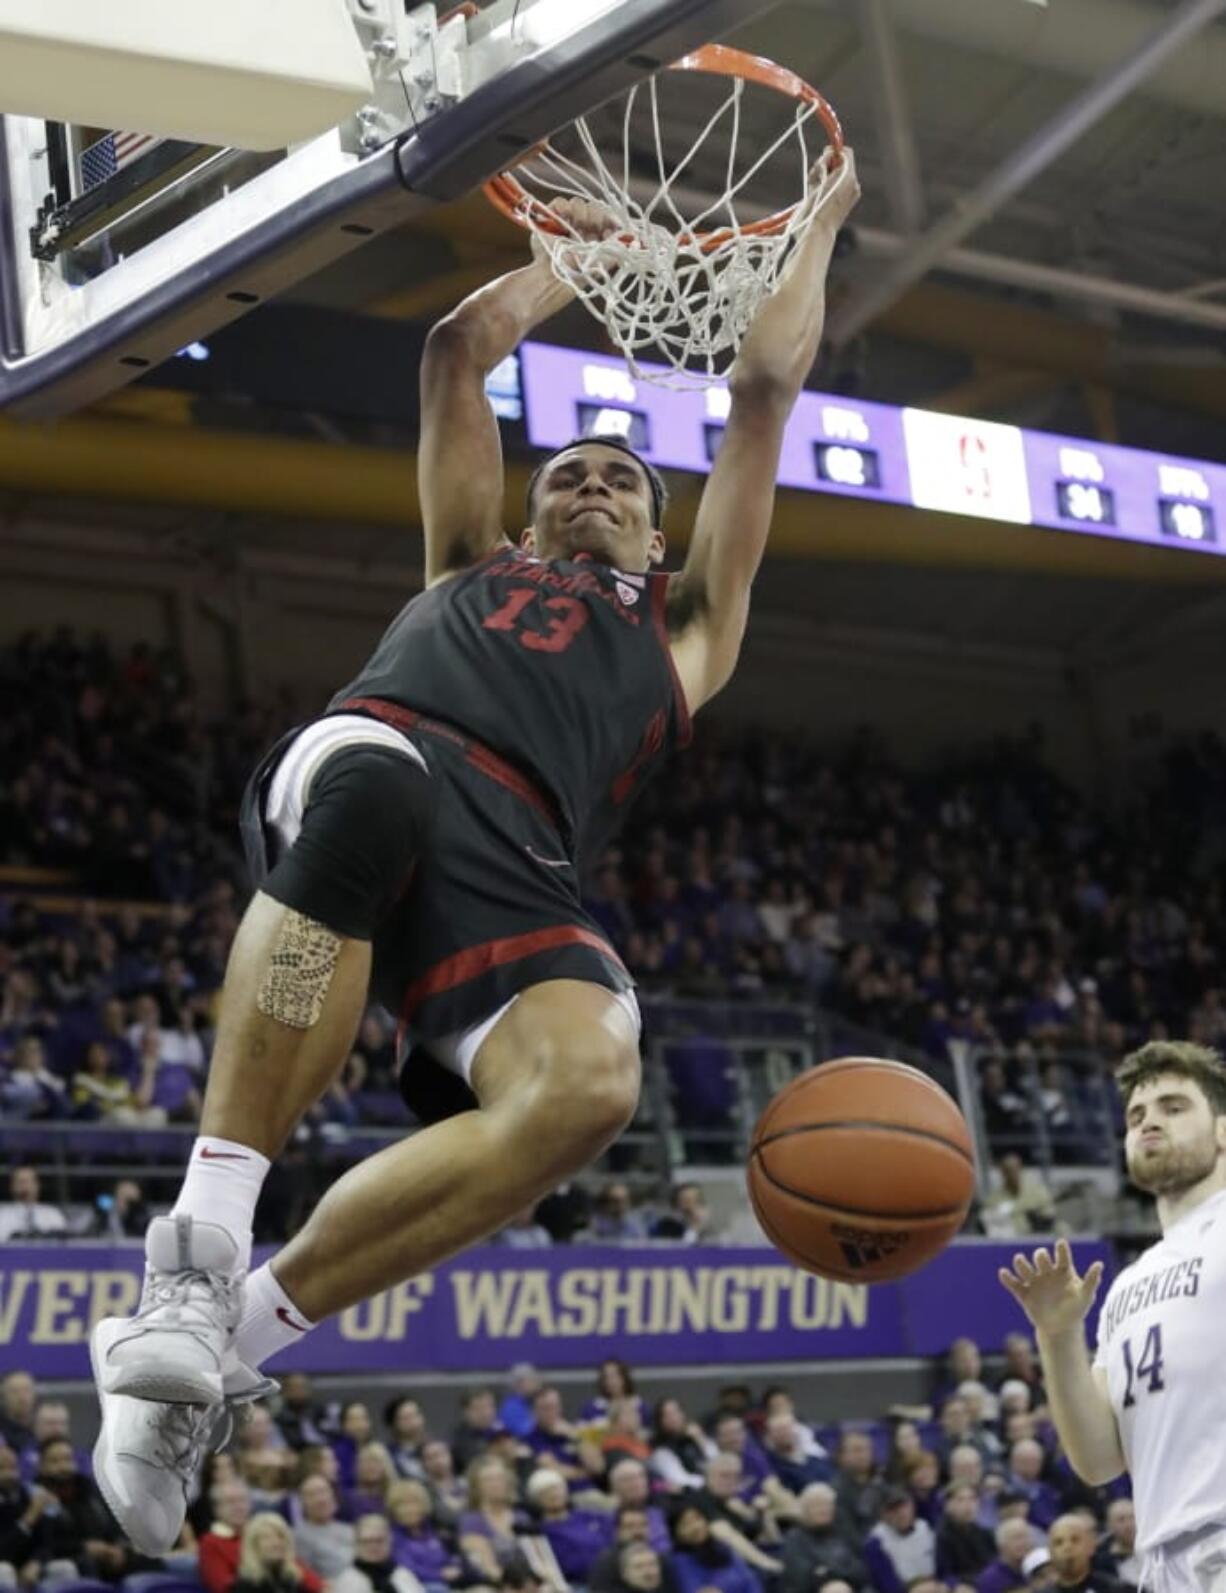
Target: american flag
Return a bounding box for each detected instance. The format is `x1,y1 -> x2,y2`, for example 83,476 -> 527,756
80,130 -> 161,193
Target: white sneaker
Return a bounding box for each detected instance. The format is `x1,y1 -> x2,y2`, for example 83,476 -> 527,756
91,1319 -> 275,1556
91,1315 -> 229,1556
98,1215 -> 243,1404
223,1356 -> 279,1405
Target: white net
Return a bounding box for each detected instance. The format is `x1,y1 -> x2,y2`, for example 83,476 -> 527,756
493,68 -> 845,390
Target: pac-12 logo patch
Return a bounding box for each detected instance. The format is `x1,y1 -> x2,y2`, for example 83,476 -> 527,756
615,580 -> 640,606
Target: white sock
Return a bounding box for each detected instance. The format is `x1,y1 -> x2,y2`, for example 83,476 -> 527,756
170,1136 -> 271,1272
233,1262 -> 317,1368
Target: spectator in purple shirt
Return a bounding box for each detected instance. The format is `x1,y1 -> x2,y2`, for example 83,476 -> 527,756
1005,1442 -> 1062,1531
527,1469 -> 613,1584
669,1502 -> 762,1593
606,1461 -> 671,1555
387,1479 -> 463,1591
976,1519 -> 1035,1593
457,1455 -> 532,1590
331,1403 -> 375,1492
525,1388 -> 601,1486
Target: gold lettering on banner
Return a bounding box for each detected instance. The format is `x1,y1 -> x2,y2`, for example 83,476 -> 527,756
789,1274 -> 830,1330
88,1271 -> 140,1325
386,1277 -> 434,1340
596,1268 -> 647,1335
31,1271 -> 90,1343
643,1269 -> 669,1334
555,1271 -> 601,1337
444,1262 -> 872,1347
505,1271 -> 554,1337
0,1272 -> 33,1342
665,1268 -> 709,1333
340,1295 -> 387,1341
751,1266 -> 792,1330
831,1281 -> 868,1328
711,1268 -> 751,1333
452,1271 -> 517,1339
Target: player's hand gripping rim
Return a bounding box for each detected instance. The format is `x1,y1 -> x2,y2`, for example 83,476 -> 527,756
998,1237 -> 1105,1337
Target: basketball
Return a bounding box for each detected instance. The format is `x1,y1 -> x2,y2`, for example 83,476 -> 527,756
748,1057 -> 975,1283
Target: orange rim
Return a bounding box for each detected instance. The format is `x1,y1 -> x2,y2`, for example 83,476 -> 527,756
482,42 -> 844,253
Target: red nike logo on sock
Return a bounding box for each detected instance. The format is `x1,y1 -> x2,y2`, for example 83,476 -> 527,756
199,1147 -> 251,1160
276,1306 -> 310,1333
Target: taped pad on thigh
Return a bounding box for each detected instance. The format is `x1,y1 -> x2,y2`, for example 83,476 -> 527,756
262,744 -> 433,941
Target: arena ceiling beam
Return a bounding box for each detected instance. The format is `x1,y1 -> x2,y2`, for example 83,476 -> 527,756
4,413 -> 1226,587
809,0 -> 1226,122
827,0 -> 1226,345
855,0 -> 926,235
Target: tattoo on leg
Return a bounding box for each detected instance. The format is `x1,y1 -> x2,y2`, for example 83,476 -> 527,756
257,909 -> 342,1029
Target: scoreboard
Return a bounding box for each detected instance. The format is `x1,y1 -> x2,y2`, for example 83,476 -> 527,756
519,342 -> 1223,556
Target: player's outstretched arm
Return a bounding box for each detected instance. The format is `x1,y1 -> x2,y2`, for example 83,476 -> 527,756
999,1239 -> 1125,1485
665,151 -> 861,712
419,199 -> 620,585
419,254 -> 574,585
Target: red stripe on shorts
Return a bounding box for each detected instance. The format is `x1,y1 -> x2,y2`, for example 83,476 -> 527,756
335,695 -> 561,828
398,924 -> 626,1028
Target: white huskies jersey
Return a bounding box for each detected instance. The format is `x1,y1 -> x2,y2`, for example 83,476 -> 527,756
1093,1188 -> 1226,1553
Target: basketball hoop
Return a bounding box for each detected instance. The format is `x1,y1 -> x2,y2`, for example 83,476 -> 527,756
483,44 -> 847,390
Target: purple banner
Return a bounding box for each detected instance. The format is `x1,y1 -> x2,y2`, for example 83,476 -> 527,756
520,340 -> 1226,556
0,1241 -> 1109,1379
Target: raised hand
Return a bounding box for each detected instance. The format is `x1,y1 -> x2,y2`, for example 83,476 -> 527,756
810,145 -> 860,232
531,195 -> 621,267
998,1237 -> 1105,1337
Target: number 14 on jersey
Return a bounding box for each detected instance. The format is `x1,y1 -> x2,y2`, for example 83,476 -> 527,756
1121,1323 -> 1165,1406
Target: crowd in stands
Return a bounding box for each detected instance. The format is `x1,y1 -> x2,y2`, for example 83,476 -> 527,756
0,1162 -> 715,1250
3,626 -> 1226,1178
0,1344 -> 1138,1593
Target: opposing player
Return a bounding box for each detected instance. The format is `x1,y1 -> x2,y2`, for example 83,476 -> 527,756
999,1041 -> 1226,1593
88,155 -> 861,1552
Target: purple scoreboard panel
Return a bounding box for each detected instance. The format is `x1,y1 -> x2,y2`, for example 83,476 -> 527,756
519,342 -> 1225,557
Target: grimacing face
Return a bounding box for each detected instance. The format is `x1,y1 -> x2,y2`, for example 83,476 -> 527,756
523,444 -> 664,573
1124,1074 -> 1226,1196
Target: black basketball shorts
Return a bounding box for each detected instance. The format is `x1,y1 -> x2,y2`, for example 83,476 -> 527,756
240,700 -> 639,1123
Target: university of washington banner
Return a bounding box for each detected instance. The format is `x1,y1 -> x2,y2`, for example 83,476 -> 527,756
0,1241 -> 1110,1377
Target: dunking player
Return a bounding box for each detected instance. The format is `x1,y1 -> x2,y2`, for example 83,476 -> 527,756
89,155 -> 861,1551
999,1041 -> 1226,1593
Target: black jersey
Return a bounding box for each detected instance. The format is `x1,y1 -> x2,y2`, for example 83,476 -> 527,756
329,547 -> 692,863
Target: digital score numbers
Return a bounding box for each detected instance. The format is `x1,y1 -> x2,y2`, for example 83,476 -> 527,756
1157,464 -> 1217,545
812,405 -> 882,489
1052,448 -> 1216,544
520,341 -> 1226,558
1055,447 -> 1117,527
